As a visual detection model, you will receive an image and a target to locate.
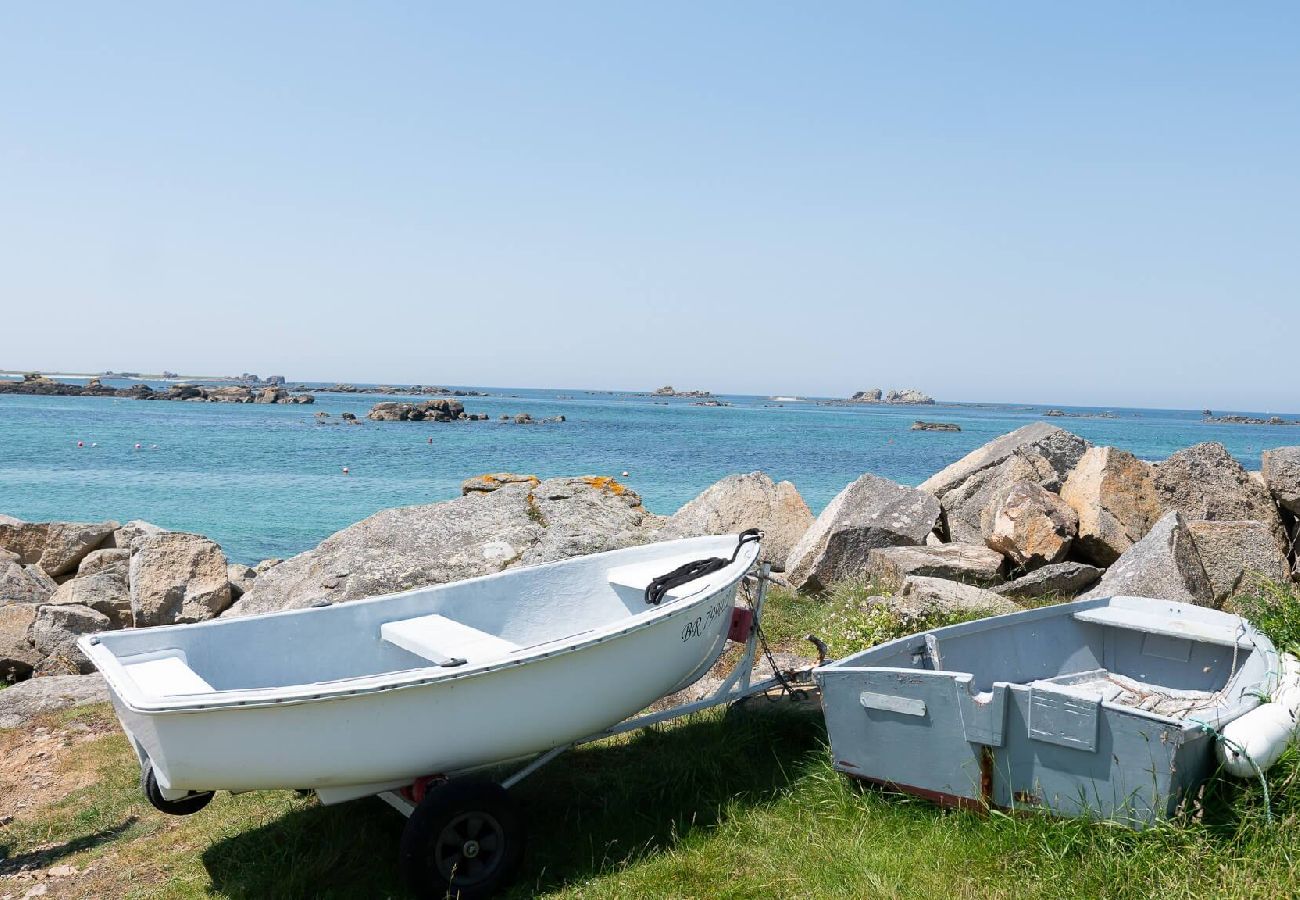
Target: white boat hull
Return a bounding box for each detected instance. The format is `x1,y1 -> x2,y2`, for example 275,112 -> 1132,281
92,537 -> 753,800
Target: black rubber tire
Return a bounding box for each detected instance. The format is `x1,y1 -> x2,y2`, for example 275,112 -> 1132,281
399,777 -> 525,900
141,762 -> 214,816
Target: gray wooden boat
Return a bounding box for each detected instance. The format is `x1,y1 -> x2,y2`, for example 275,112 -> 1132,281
815,595 -> 1279,827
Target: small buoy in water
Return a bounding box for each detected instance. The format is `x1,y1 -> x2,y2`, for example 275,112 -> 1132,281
134,443 -> 142,450
151,444 -> 159,450
621,471 -> 630,477
91,442 -> 97,447
342,466 -> 350,475
427,437 -> 432,444
77,441 -> 84,448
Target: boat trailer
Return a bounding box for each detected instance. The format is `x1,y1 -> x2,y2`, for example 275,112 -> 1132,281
377,562 -> 818,899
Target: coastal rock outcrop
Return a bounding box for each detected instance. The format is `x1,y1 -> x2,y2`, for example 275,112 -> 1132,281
0,520 -> 118,578
893,576 -> 1019,618
919,424 -> 1090,544
651,386 -> 712,398
47,571 -> 132,628
656,472 -> 814,566
912,421 -> 960,432
229,476 -> 659,616
1187,520 -> 1291,604
847,388 -> 935,404
0,673 -> 108,728
982,480 -> 1078,570
1261,446 -> 1300,516
367,399 -> 489,422
1153,443 -> 1284,538
1059,446 -> 1163,566
31,604 -> 111,674
461,473 -> 541,495
77,548 -> 130,578
785,474 -> 941,592
0,603 -> 41,681
1084,511 -> 1214,606
1,554 -> 55,606
227,563 -> 258,599
886,389 -> 934,404
992,561 -> 1103,601
128,532 -> 233,626
109,519 -> 167,552
866,543 -> 1005,591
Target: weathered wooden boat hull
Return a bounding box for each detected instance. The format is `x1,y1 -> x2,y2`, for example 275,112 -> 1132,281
816,596 -> 1277,827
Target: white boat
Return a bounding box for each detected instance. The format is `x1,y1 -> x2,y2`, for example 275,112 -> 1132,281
81,534 -> 760,807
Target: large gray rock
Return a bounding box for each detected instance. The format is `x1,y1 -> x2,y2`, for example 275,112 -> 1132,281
0,520 -> 118,577
108,519 -> 168,552
129,532 -> 233,626
47,571 -> 133,628
657,472 -> 814,565
1084,511 -> 1214,606
227,562 -> 258,599
1187,520 -> 1291,604
867,543 -> 1005,591
30,603 -> 111,674
1060,446 -> 1164,566
982,480 -> 1078,570
1153,443 -> 1284,539
1261,446 -> 1300,516
0,603 -> 40,681
0,558 -> 56,606
785,474 -> 941,592
992,561 -> 1103,601
892,576 -> 1020,619
230,476 -> 659,616
77,547 -> 131,578
0,673 -> 108,729
919,424 -> 1090,543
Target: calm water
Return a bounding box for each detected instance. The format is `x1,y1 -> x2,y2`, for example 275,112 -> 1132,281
2,380 -> 1297,563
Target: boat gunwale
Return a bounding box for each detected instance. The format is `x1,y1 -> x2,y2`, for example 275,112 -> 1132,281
81,536 -> 759,716
813,596 -> 1277,730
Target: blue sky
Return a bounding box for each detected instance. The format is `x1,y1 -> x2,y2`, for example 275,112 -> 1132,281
2,4 -> 1297,410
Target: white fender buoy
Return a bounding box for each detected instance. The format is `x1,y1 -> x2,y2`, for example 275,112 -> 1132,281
342,466 -> 350,475
1218,653 -> 1300,778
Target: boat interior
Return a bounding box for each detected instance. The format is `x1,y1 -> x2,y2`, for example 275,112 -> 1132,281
836,596 -> 1269,722
88,536 -> 755,703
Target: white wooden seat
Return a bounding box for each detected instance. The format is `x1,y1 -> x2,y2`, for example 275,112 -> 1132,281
1072,606 -> 1253,649
381,613 -> 520,666
123,654 -> 215,697
606,555 -> 712,600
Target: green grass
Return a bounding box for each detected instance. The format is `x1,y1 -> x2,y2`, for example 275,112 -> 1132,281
3,581 -> 1300,898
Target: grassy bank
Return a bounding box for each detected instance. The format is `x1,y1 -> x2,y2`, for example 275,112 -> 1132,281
2,582 -> 1299,899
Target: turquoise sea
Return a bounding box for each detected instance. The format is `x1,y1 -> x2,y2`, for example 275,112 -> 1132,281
2,379 -> 1297,564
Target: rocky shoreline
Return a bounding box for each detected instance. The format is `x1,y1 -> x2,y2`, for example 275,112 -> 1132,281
3,426 -> 1298,716
0,373 -> 316,404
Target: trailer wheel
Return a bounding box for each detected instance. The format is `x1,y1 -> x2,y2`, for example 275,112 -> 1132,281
141,762 -> 213,816
399,777 -> 524,900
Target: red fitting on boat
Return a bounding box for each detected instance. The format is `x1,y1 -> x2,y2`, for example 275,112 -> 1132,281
728,606 -> 754,643
401,774 -> 445,805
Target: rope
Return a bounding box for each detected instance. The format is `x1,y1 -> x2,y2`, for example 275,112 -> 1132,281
1189,717 -> 1273,825
644,528 -> 762,606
